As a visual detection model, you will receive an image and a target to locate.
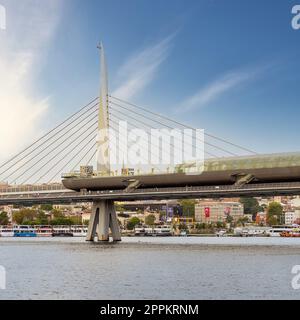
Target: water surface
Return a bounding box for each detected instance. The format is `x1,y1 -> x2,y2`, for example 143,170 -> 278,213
0,237 -> 300,300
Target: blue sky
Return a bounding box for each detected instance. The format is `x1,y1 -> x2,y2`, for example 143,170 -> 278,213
1,0 -> 300,158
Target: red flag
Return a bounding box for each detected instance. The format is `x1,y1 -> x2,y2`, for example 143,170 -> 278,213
204,207 -> 210,218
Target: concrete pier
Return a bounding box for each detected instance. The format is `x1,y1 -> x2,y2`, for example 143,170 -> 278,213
86,200 -> 121,242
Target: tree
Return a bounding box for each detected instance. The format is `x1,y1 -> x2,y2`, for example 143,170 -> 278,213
35,211 -> 49,225
267,215 -> 278,226
115,203 -> 125,213
13,208 -> 37,225
126,217 -> 140,230
51,209 -> 64,218
0,212 -> 9,225
50,217 -> 73,225
145,214 -> 156,226
195,223 -> 206,230
178,223 -> 188,230
237,216 -> 250,226
216,221 -> 226,228
40,204 -> 53,211
267,202 -> 283,225
178,199 -> 196,217
239,197 -> 260,219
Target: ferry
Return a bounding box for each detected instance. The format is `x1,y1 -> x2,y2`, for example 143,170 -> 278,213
135,226 -> 172,236
267,225 -> 294,237
134,227 -> 154,236
14,226 -> 37,237
153,226 -> 172,236
36,226 -> 53,237
234,227 -> 270,237
0,226 -> 14,237
52,226 -> 73,237
71,226 -> 88,237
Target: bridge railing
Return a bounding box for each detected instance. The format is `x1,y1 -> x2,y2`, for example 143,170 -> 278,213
1,181 -> 300,201
0,183 -> 66,194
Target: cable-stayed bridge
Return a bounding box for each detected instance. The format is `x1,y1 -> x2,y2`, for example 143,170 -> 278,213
1,44 -> 300,241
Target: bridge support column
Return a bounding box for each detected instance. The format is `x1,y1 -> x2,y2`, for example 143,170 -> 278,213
86,200 -> 121,242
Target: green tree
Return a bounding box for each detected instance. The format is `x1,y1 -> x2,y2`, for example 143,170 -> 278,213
70,216 -> 82,225
267,215 -> 278,226
40,204 -> 53,211
239,197 -> 260,218
13,208 -> 37,225
237,216 -> 250,226
178,223 -> 188,230
178,199 -> 196,217
50,217 -> 73,225
0,212 -> 9,225
195,223 -> 206,230
51,209 -> 64,218
35,211 -> 49,225
115,203 -> 125,213
267,202 -> 283,225
126,217 -> 140,230
145,214 -> 156,226
216,221 -> 226,228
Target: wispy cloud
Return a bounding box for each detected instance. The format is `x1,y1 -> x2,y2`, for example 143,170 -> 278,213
112,34 -> 175,100
177,67 -> 262,113
0,0 -> 61,161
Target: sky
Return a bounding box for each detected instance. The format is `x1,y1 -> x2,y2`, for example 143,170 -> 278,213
1,0 -> 300,160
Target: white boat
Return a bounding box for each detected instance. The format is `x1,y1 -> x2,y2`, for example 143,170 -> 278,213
267,225 -> 294,237
71,226 -> 88,237
52,226 -> 73,237
36,226 -> 52,237
0,226 -> 14,237
134,227 -> 154,236
153,226 -> 172,236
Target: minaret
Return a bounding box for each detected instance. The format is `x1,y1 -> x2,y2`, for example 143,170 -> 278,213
96,42 -> 110,175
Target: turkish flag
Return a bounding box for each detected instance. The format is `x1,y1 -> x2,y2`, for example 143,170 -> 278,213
204,207 -> 210,218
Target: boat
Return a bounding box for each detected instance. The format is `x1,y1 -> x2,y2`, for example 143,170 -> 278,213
71,226 -> 88,237
280,228 -> 300,237
14,226 -> 37,237
0,226 -> 14,237
134,227 -> 154,236
52,226 -> 73,237
153,226 -> 172,236
36,226 -> 53,237
267,225 -> 294,237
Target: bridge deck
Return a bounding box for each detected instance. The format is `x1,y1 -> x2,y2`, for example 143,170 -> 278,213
1,182 -> 300,205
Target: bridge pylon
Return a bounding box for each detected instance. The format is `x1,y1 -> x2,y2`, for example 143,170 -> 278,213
85,43 -> 121,242
86,200 -> 121,242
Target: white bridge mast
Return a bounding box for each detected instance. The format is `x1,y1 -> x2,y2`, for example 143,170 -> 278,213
96,42 -> 110,175
86,43 -> 121,242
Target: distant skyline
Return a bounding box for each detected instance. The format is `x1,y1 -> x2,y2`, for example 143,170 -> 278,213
0,0 -> 300,160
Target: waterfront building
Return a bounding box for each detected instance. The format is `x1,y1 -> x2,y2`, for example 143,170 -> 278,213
194,201 -> 244,223
284,211 -> 300,225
